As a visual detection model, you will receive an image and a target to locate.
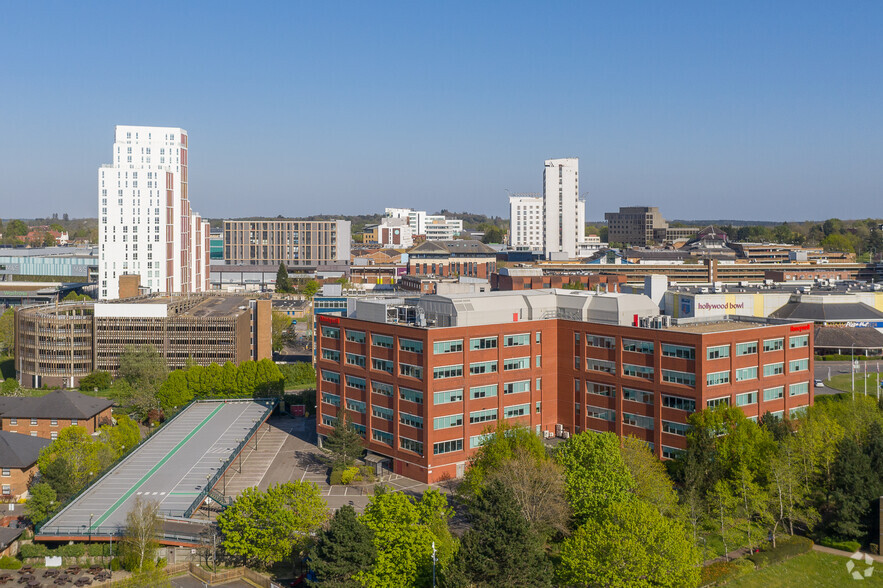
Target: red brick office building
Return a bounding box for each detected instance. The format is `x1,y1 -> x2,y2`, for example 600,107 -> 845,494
315,291 -> 813,483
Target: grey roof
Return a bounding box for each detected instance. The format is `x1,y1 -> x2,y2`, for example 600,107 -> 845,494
409,240 -> 496,256
0,527 -> 24,550
769,301 -> 883,321
0,431 -> 51,468
0,390 -> 113,420
814,327 -> 883,350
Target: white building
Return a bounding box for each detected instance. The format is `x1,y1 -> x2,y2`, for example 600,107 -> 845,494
98,125 -> 210,300
508,194 -> 543,250
384,208 -> 463,241
508,158 -> 586,259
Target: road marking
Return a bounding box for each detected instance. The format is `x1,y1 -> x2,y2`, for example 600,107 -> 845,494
90,403 -> 225,529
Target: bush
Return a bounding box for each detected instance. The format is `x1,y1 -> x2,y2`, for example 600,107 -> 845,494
871,543 -> 879,555
816,354 -> 875,362
109,558 -> 121,571
329,468 -> 343,486
820,536 -> 862,553
340,466 -> 359,485
700,558 -> 755,587
0,556 -> 21,570
748,536 -> 813,569
156,557 -> 167,569
359,466 -> 375,482
20,543 -> 50,558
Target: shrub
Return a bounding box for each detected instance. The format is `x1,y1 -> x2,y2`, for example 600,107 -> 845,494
329,468 -> 343,486
156,557 -> 167,569
359,466 -> 375,482
0,556 -> 21,570
748,536 -> 813,569
820,536 -> 862,553
700,558 -> 755,587
340,466 -> 359,485
20,543 -> 49,558
57,544 -> 86,558
871,543 -> 879,555
109,558 -> 121,571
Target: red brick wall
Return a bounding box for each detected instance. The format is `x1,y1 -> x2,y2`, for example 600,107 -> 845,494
0,463 -> 38,500
1,407 -> 113,440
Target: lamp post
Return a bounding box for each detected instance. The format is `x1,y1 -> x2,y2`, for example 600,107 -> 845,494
219,458 -> 226,495
89,513 -> 94,543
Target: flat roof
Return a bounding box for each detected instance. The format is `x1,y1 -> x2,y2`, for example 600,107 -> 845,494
665,320 -> 783,334
185,296 -> 253,317
38,399 -> 275,538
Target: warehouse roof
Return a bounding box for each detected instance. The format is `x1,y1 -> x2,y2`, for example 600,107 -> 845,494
813,327 -> 883,350
769,301 -> 883,321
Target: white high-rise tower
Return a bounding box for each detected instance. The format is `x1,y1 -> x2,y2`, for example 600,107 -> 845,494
98,125 -> 210,300
543,158 -> 584,259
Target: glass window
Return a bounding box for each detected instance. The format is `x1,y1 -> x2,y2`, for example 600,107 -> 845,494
707,396 -> 730,408
662,344 -> 695,360
345,353 -> 366,368
371,380 -> 394,396
469,408 -> 498,424
434,439 -> 463,455
400,436 -> 424,455
321,392 -> 341,407
662,446 -> 684,459
372,406 -> 394,420
470,433 -> 493,448
707,345 -> 730,360
346,399 -> 366,414
586,358 -> 616,374
706,371 -> 730,386
763,338 -> 784,352
789,406 -> 808,419
320,326 -> 340,339
400,338 -> 423,353
372,358 -> 394,374
433,365 -> 463,379
372,334 -> 394,349
736,391 -> 757,406
434,389 -> 464,405
320,370 -> 340,384
736,341 -> 758,356
469,360 -> 498,375
623,413 -> 654,430
763,362 -> 784,377
789,382 -> 809,397
789,359 -> 809,372
345,329 -> 365,343
503,404 -> 530,419
623,388 -> 653,404
586,381 -> 615,397
623,364 -> 654,380
321,349 -> 340,362
433,340 -> 463,354
735,366 -> 758,382
400,363 -> 424,379
662,370 -> 695,387
536,332 -> 541,343
623,339 -> 654,354
469,384 -> 498,399
763,386 -> 784,401
789,335 -> 809,349
345,375 -> 366,390
503,380 -> 531,395
470,336 -> 498,350
503,333 -> 530,347
372,429 -> 393,445
434,414 -> 464,430
586,406 -> 615,422
535,355 -> 542,367
662,420 -> 689,436
662,394 -> 696,412
399,387 -> 424,404
503,357 -> 530,371
586,335 -> 615,348
400,412 -> 424,429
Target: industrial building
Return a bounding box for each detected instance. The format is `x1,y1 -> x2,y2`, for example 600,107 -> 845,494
0,247 -> 97,283
315,290 -> 813,483
14,294 -> 271,388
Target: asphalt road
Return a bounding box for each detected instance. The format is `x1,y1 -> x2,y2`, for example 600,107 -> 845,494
815,360 -> 883,395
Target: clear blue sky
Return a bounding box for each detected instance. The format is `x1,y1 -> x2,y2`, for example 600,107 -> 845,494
1,2 -> 881,222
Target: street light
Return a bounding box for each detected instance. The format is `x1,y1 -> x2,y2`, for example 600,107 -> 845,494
89,513 -> 94,543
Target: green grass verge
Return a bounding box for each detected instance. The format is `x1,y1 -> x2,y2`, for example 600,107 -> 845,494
724,551 -> 883,587
825,373 -> 883,395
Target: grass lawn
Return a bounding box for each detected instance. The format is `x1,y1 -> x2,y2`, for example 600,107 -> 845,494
825,372 -> 883,395
725,551 -> 883,587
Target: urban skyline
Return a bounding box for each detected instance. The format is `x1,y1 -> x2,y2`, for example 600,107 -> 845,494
2,3 -> 882,221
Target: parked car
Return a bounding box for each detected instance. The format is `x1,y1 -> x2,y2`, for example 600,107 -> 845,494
814,379 -> 824,388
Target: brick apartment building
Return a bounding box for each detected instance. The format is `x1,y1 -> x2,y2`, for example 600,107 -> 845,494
407,240 -> 497,279
491,267 -> 626,292
0,390 -> 114,440
315,290 -> 814,483
0,431 -> 51,499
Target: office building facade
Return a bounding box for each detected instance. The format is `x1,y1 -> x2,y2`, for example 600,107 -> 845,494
223,219 -> 351,267
508,195 -> 544,250
99,125 -> 210,300
315,290 -> 813,482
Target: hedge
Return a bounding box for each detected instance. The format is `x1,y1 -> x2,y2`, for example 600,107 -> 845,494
700,558 -> 755,587
0,556 -> 21,570
820,537 -> 862,553
20,543 -> 111,559
816,354 -> 876,362
748,536 -> 814,569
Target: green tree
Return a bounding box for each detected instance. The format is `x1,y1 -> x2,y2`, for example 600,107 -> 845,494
356,490 -> 436,588
38,458 -> 76,502
276,262 -> 292,293
120,496 -> 161,572
272,311 -> 293,352
555,431 -> 635,525
301,279 -> 320,299
620,436 -> 681,519
459,421 -> 547,500
98,415 -> 141,457
820,232 -> 855,253
480,226 -> 505,244
37,426 -> 105,491
556,499 -> 700,588
25,482 -> 57,525
156,371 -> 193,411
0,309 -> 14,357
79,371 -> 111,391
322,408 -> 364,468
309,505 -> 376,587
4,220 -> 27,238
827,435 -> 876,540
415,489 -> 457,574
118,346 -> 168,417
218,482 -> 328,567
446,479 -> 550,588
1,377 -> 19,396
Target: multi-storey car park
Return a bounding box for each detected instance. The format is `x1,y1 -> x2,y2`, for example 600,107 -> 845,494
315,290 -> 814,483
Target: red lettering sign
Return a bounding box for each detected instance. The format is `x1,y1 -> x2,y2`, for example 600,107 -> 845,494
318,315 -> 340,325
790,324 -> 811,332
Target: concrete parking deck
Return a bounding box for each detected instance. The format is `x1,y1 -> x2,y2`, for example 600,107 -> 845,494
37,399 -> 275,541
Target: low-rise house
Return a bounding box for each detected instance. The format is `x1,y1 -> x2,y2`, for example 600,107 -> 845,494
0,431 -> 51,499
0,390 -> 113,440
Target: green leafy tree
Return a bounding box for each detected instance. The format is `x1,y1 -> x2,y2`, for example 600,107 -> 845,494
221,361 -> 238,396
38,458 -> 76,502
446,479 -> 550,588
619,436 -> 681,519
1,377 -> 19,396
25,482 -> 57,525
820,232 -> 855,253
272,312 -> 293,352
460,421 -> 547,500
276,262 -> 292,293
79,371 -> 111,391
827,435 -> 876,540
156,371 -> 194,411
37,426 -> 106,491
0,309 -> 14,357
556,499 -> 700,588
480,226 -> 505,244
356,490 -> 436,588
322,408 -> 364,468
280,362 -> 316,388
118,346 -> 168,417
218,482 -> 328,567
555,431 -> 635,525
4,220 -> 27,238
120,496 -> 161,572
203,362 -> 223,395
415,489 -> 457,574
254,357 -> 284,395
301,279 -> 320,299
309,505 -> 375,587
98,415 -> 141,457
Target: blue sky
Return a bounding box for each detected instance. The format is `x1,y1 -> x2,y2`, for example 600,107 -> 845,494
1,2 -> 881,221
